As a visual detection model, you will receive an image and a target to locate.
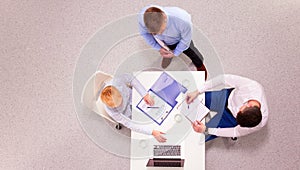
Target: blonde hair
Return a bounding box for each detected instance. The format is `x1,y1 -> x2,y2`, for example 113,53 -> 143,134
100,86 -> 121,108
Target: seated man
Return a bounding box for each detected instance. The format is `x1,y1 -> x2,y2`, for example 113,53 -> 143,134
138,5 -> 207,78
186,74 -> 268,141
100,73 -> 167,143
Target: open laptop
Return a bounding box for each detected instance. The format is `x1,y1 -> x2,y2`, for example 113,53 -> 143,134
146,144 -> 184,169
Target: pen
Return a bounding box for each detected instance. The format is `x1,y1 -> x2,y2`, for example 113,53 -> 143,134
147,106 -> 160,108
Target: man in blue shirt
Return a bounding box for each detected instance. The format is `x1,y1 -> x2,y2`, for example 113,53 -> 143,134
138,5 -> 207,78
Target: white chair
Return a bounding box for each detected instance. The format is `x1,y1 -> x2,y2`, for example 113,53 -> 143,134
81,71 -> 122,129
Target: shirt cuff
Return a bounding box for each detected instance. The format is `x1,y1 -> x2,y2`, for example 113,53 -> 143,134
145,128 -> 153,135
154,44 -> 162,51
207,128 -> 218,135
173,49 -> 182,57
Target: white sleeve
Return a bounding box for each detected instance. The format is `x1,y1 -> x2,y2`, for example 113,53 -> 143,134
208,125 -> 262,137
198,74 -> 259,93
120,74 -> 148,97
104,106 -> 153,135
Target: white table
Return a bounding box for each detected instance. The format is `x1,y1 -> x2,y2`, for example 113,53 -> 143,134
130,71 -> 205,170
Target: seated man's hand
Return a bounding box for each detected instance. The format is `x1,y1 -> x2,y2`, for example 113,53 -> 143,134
159,48 -> 174,58
192,120 -> 206,133
186,90 -> 200,104
152,130 -> 167,143
143,93 -> 154,106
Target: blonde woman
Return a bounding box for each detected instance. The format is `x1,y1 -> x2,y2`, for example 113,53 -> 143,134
100,73 -> 167,143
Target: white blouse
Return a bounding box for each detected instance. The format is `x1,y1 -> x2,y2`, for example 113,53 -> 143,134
99,74 -> 153,135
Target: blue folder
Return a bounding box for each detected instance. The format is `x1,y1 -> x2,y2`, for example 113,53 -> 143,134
136,72 -> 187,125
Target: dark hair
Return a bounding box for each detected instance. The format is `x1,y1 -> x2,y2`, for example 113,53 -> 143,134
236,106 -> 262,127
143,7 -> 165,33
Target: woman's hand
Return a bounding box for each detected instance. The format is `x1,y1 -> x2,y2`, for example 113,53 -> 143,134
143,93 -> 155,106
152,130 -> 167,143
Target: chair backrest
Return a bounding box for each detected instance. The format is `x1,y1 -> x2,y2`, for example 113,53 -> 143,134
81,71 -> 116,123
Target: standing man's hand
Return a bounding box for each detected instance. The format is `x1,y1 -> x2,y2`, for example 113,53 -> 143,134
159,48 -> 174,58
192,120 -> 206,133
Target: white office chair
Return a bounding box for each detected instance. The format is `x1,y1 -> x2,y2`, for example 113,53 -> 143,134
81,71 -> 122,129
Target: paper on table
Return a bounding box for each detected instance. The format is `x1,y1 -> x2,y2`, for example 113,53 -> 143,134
177,98 -> 210,123
137,90 -> 173,125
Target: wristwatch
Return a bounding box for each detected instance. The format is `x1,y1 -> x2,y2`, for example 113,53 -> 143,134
204,127 -> 209,135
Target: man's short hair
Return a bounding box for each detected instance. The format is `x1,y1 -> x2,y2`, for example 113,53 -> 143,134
144,7 -> 165,34
236,106 -> 262,127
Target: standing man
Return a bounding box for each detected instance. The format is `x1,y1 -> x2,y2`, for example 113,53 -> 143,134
138,5 -> 207,78
186,74 -> 268,142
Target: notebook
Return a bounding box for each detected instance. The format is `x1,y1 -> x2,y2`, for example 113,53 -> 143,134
136,72 -> 187,125
177,98 -> 210,123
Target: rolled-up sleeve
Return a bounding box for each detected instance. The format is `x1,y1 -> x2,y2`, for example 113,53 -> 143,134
104,107 -> 153,135
208,125 -> 262,137
120,74 -> 148,97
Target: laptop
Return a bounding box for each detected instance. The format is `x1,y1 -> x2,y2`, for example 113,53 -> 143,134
146,145 -> 184,169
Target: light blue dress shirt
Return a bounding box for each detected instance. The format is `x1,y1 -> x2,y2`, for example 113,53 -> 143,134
138,5 -> 193,57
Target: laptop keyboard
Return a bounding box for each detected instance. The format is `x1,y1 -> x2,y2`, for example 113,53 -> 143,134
153,145 -> 181,156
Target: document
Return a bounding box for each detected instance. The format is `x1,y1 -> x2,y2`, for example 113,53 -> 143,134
136,90 -> 173,125
136,72 -> 187,125
177,98 -> 210,123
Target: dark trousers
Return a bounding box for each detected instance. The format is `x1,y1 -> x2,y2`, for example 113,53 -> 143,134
204,88 -> 238,142
167,40 -> 204,67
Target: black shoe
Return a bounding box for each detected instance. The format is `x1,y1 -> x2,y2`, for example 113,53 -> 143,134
231,137 -> 237,141
115,123 -> 122,130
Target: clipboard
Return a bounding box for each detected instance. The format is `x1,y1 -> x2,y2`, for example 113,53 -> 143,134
153,36 -> 173,53
136,72 -> 187,125
136,90 -> 173,125
177,98 -> 210,123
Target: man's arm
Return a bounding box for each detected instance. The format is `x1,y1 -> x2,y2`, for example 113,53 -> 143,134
173,19 -> 192,56
197,74 -> 259,93
192,122 -> 263,137
187,74 -> 249,103
208,123 -> 265,137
